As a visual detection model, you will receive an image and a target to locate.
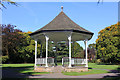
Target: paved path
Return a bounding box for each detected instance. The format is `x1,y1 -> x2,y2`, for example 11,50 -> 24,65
29,72 -> 120,78
2,67 -> 120,78
53,66 -> 64,73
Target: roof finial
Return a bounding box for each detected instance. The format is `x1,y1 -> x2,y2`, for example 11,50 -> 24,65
61,6 -> 63,12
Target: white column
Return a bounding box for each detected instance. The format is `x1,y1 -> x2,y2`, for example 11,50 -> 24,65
45,36 -> 49,67
68,35 -> 72,67
35,40 -> 37,67
62,58 -> 63,66
84,40 -> 88,67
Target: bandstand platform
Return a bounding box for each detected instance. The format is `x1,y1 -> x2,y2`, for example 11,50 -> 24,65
34,66 -> 88,72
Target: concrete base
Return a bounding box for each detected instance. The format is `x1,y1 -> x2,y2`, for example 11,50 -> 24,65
34,66 -> 88,72
34,67 -> 54,72
63,67 -> 88,72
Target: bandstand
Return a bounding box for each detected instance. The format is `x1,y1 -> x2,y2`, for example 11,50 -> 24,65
29,6 -> 94,72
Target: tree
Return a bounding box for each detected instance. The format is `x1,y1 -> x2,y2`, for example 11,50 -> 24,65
2,24 -> 24,63
17,31 -> 43,63
72,42 -> 83,58
2,24 -> 41,63
0,0 -> 17,9
51,41 -> 69,63
88,43 -> 96,61
47,41 -> 83,63
97,0 -> 103,4
96,22 -> 120,63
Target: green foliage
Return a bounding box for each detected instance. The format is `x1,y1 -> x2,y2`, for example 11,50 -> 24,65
96,22 -> 120,63
17,32 -> 41,63
55,42 -> 83,62
96,59 -> 102,64
2,56 -> 9,63
1,24 -> 83,63
88,43 -> 96,62
2,24 -> 24,63
88,43 -> 96,49
72,42 -> 83,58
52,41 -> 69,62
47,41 -> 83,63
2,24 -> 40,63
90,59 -> 96,63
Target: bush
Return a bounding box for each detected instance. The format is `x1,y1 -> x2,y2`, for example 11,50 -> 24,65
0,56 -> 2,63
90,59 -> 96,63
96,59 -> 102,64
2,56 -> 9,63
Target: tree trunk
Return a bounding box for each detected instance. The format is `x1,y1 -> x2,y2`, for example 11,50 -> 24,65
40,43 -> 42,58
6,45 -> 9,55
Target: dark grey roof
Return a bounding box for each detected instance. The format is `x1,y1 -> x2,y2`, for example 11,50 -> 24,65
30,11 -> 93,36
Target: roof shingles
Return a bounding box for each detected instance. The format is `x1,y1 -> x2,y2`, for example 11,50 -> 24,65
30,11 -> 93,36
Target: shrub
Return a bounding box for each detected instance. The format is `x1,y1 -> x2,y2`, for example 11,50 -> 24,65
96,59 -> 101,64
2,56 -> 9,63
90,59 -> 96,63
0,56 -> 2,63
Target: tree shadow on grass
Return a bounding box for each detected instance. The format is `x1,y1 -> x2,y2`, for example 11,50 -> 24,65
108,66 -> 120,73
96,77 -> 120,80
100,66 -> 120,79
88,67 -> 92,69
88,64 -> 120,79
1,78 -> 99,80
2,66 -> 45,78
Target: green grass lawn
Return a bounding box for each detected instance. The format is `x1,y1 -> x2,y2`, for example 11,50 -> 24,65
62,63 -> 120,76
3,63 -> 119,70
2,63 -> 120,76
88,63 -> 120,70
2,64 -> 34,68
62,69 -> 108,76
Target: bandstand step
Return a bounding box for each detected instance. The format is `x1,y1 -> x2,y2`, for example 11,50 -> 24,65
53,66 -> 63,73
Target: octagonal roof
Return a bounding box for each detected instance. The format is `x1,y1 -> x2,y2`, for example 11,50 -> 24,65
30,11 -> 93,36
30,9 -> 94,41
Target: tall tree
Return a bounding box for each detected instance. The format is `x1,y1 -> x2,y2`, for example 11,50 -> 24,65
72,42 -> 83,58
88,43 -> 96,61
2,24 -> 24,63
96,22 -> 120,63
51,41 -> 69,63
17,31 -> 42,63
2,25 -> 41,63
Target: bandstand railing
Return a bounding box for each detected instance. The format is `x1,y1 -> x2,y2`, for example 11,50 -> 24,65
36,57 -> 54,66
62,57 -> 86,67
62,57 -> 69,66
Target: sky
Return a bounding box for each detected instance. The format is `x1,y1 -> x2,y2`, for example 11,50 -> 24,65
2,2 -> 118,48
